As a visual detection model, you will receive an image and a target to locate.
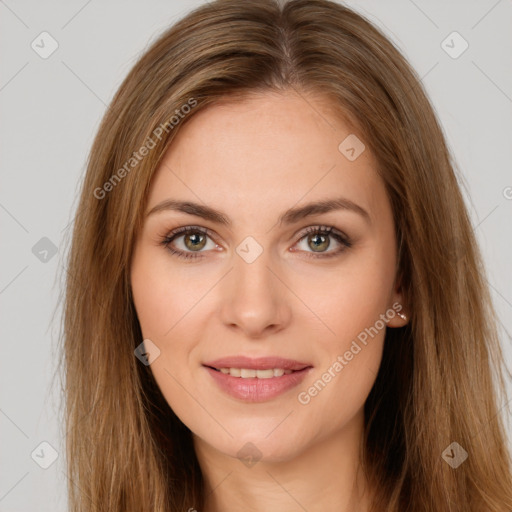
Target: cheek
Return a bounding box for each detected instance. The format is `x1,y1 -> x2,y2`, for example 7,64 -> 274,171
130,249 -> 207,415
299,252 -> 395,345
292,251 -> 392,411
131,248 -> 210,340
131,269 -> 170,340
130,247 -> 217,407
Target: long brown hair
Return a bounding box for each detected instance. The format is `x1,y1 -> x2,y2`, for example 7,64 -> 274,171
57,0 -> 512,510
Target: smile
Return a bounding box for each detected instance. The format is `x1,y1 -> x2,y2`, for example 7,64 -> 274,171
211,367 -> 294,378
202,358 -> 312,402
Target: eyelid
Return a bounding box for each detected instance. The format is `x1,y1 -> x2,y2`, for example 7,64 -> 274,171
163,224 -> 216,240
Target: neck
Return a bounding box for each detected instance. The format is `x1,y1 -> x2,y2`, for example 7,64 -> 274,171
193,408 -> 373,512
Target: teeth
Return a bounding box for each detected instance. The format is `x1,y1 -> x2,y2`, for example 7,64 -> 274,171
216,368 -> 295,378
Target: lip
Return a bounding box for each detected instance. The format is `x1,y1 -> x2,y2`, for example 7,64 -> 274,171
203,356 -> 311,371
202,356 -> 313,402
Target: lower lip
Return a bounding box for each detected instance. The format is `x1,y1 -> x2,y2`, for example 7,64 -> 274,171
204,366 -> 312,402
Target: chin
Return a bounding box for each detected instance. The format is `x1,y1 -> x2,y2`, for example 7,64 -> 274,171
197,427 -> 306,465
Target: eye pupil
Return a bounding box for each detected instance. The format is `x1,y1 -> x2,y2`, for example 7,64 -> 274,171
309,233 -> 329,252
185,232 -> 206,251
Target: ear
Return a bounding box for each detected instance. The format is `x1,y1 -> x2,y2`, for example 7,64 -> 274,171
386,275 -> 408,328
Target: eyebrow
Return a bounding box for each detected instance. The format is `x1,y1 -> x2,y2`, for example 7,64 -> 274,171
146,196 -> 371,226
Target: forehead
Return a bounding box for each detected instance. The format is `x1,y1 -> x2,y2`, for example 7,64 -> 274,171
147,91 -> 386,227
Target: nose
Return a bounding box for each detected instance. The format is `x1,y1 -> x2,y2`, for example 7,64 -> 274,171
219,245 -> 292,339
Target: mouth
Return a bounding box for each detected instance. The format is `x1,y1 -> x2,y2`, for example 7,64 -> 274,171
205,366 -> 303,378
202,355 -> 312,374
202,356 -> 313,402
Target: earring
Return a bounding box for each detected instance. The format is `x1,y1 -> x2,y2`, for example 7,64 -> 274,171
397,311 -> 407,320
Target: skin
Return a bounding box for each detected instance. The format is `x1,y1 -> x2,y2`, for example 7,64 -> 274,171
130,90 -> 408,512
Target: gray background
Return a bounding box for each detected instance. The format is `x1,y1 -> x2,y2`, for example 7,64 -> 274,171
1,1 -> 511,510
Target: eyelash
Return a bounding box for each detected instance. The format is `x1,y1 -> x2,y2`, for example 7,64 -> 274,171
159,225 -> 352,261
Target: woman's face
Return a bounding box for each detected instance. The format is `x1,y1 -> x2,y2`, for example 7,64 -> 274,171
130,91 -> 406,463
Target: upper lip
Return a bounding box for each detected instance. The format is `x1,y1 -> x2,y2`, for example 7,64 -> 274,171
203,356 -> 312,371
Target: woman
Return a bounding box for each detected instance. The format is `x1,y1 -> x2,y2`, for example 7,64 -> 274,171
59,0 -> 512,510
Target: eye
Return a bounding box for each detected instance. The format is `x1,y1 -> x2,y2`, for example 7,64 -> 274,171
293,225 -> 352,259
159,225 -> 352,261
159,226 -> 218,260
